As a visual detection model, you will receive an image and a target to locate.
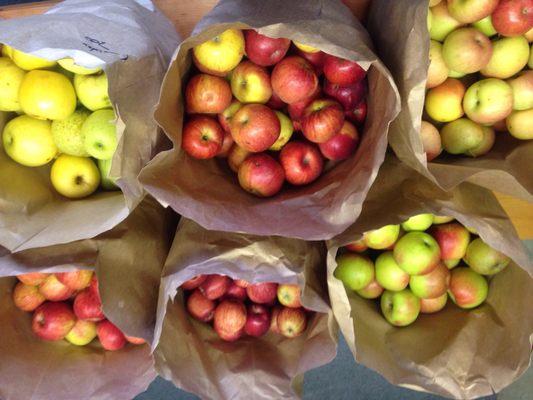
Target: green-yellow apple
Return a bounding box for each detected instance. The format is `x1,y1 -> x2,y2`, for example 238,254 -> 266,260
356,279 -> 383,299
420,293 -> 448,313
50,155 -> 100,199
420,120 -> 442,161
401,213 -> 434,231
393,232 -> 441,275
473,15 -> 497,36
65,319 -> 97,346
2,115 -> 57,167
425,78 -> 465,122
98,159 -> 119,190
444,259 -> 461,269
427,40 -> 449,89
448,69 -> 466,78
375,251 -> 410,291
430,2 -> 463,42
19,70 -> 76,120
440,118 -> 484,155
448,267 -> 488,309
82,109 -> 117,160
430,222 -> 470,260
51,108 -> 91,157
481,36 -> 530,79
506,109 -> 533,140
442,28 -> 492,74
464,238 -> 510,275
230,60 -> 272,104
58,58 -> 101,75
74,72 -> 112,111
446,0 -> 499,24
466,125 -> 495,157
11,48 -> 56,70
334,253 -> 374,291
380,289 -> 420,327
433,215 -> 454,224
193,28 -> 245,76
363,224 -> 400,250
508,71 -> 533,111
463,78 -> 513,124
269,111 -> 294,151
0,57 -> 25,112
409,262 -> 450,299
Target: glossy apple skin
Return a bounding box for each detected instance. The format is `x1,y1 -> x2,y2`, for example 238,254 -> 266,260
430,223 -> 471,260
230,60 -> 272,104
319,120 -> 360,161
280,141 -> 324,185
181,275 -> 207,291
492,0 -> 533,37
448,267 -> 488,309
334,253 -> 375,291
182,116 -> 224,159
238,153 -> 285,197
380,289 -> 421,327
38,275 -> 75,302
224,282 -> 248,301
246,282 -> 278,304
277,307 -> 307,338
277,284 -> 302,308
32,302 -> 76,341
214,300 -> 247,342
18,272 -> 49,286
185,74 -> 232,114
97,320 -> 127,351
323,55 -> 365,86
409,262 -> 451,299
228,144 -> 251,173
323,79 -> 366,111
244,30 -> 290,67
230,104 -> 280,152
56,270 -> 93,291
244,304 -> 271,337
187,289 -> 216,322
302,99 -> 344,143
375,251 -> 410,292
271,56 -> 319,104
345,100 -> 367,126
199,274 -> 231,300
74,288 -> 105,321
13,282 -> 46,312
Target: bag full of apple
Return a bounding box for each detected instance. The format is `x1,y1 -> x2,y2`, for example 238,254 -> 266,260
0,0 -> 179,253
326,156 -> 533,399
151,218 -> 337,400
140,0 -> 400,240
367,0 -> 533,201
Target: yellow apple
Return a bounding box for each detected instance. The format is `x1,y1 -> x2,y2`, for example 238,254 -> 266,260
58,58 -> 101,75
427,40 -> 449,89
0,57 -> 26,112
50,154 -> 100,199
506,109 -> 533,140
293,41 -> 320,53
441,118 -> 484,154
269,111 -> 294,151
463,78 -> 513,125
2,115 -> 57,167
420,120 -> 442,161
51,109 -> 91,157
508,71 -> 533,111
425,78 -> 465,122
1,44 -> 13,58
193,29 -> 245,76
11,48 -> 56,70
65,320 -> 97,346
481,36 -> 530,79
74,72 -> 112,111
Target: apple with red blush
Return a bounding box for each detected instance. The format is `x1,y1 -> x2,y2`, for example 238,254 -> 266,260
182,116 -> 224,159
228,144 -> 251,173
185,74 -> 232,114
97,320 -> 127,351
301,99 -> 344,143
323,55 -> 366,86
187,289 -> 216,322
230,104 -> 280,152
244,30 -> 291,67
74,288 -> 105,321
199,274 -> 231,300
224,282 -> 248,301
323,79 -> 366,111
238,153 -> 285,197
244,304 -> 271,337
280,141 -> 324,185
318,120 -> 360,161
181,275 -> 207,291
271,56 -> 319,104
345,100 -> 367,125
214,300 -> 247,342
32,302 -> 76,341
246,282 -> 278,304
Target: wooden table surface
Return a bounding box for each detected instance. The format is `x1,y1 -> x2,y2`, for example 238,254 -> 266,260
1,0 -> 531,239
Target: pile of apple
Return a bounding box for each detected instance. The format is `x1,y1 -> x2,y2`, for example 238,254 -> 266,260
182,274 -> 310,341
0,44 -> 119,199
12,271 -> 145,350
182,28 -> 368,197
422,0 -> 533,161
334,214 -> 510,326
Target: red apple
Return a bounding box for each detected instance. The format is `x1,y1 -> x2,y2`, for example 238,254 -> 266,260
271,56 -> 319,104
345,100 -> 368,125
39,275 -> 75,302
73,288 -> 105,321
238,153 -> 285,197
224,282 -> 248,301
214,300 -> 247,342
185,74 -> 232,114
246,282 -> 278,304
181,275 -> 207,291
323,79 -> 366,111
125,335 -> 146,345
492,0 -> 533,37
270,306 -> 282,334
277,307 -> 307,338
56,270 -> 93,291
287,84 -> 321,121
32,302 -> 76,341
323,55 -> 365,86
230,104 -> 280,152
345,238 -> 367,252
244,304 -> 271,337
266,90 -> 286,110
228,144 -> 251,173
182,116 -> 224,159
301,99 -> 344,143
13,282 -> 46,312
234,279 -> 251,288
199,274 -> 231,300
217,131 -> 234,158
280,141 -> 324,185
97,320 -> 127,351
17,272 -> 48,286
187,289 -> 216,322
244,29 -> 291,67
295,47 -> 326,75
218,100 -> 243,133
277,284 -> 302,308
89,275 -> 99,295
318,120 -> 360,161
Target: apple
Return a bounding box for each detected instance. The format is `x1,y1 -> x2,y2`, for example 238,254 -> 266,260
270,306 -> 282,334
334,253 -> 374,291
323,78 -> 366,111
0,56 -> 25,112
269,111 -> 294,151
345,100 -> 368,126
429,2 -> 464,42
230,104 -> 280,152
193,28 -> 245,76
444,259 -> 461,269
419,293 -> 448,314
446,0 -> 499,24
271,56 -> 319,104
246,282 -> 278,304
463,78 -> 513,125
125,336 -> 146,345
199,274 -> 231,300
442,28 -> 492,74
420,120 -> 442,161
380,289 -> 420,327
375,251 -> 410,292
214,300 -> 247,342
466,125 -> 495,157
38,275 -> 74,302
98,159 -> 119,190
464,238 -> 510,275
50,155 -> 100,199
186,289 -> 216,322
234,279 -> 250,288
182,116 -> 224,159
363,225 -> 400,250
56,270 -> 93,291
51,109 -> 91,157
224,282 -> 247,302
393,232 -> 441,275
13,282 -> 46,312
356,279 -> 384,299
440,118 -> 484,155
181,275 -> 207,290
277,307 -> 307,338
217,131 -> 235,158
506,108 -> 533,140
425,78 -> 465,122
295,47 -> 326,74
65,320 -> 97,346
18,273 -> 49,286
97,320 -> 127,351
481,36 -> 530,79
287,84 -> 321,121
230,61 -> 272,104
267,90 -> 286,110
345,238 -> 367,252
301,99 -> 344,143
473,15 -> 498,37
433,216 -> 454,224
238,153 -> 285,197
427,40 -> 449,89
73,288 -> 105,321
2,115 -> 57,167
58,58 -> 101,75
280,141 -> 323,185
323,55 -> 365,86
227,144 -> 251,173
492,0 -> 533,37
318,120 -> 360,161
409,262 -> 450,299
293,42 -> 320,53
244,304 -> 271,337
448,69 -> 466,78
218,100 -> 243,132
74,72 -> 112,111
81,109 -> 117,160
244,30 -> 290,67
186,74 -> 232,115
401,213 -> 434,232
430,222 -> 470,260
277,284 -> 302,308
32,302 -> 76,341
448,267 -> 488,309
508,71 -> 533,111
11,49 -> 56,70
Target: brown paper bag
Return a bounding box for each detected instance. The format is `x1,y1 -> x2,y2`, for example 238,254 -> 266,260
139,0 -> 400,240
0,0 -> 180,252
0,197 -> 176,400
152,218 -> 337,399
326,156 -> 533,399
366,0 -> 533,202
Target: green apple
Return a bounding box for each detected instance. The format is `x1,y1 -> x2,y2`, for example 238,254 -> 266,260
375,251 -> 410,292
82,109 -> 117,160
269,111 -> 294,151
442,28 -> 492,74
2,115 -> 57,167
420,120 -> 442,161
433,215 -> 454,224
429,2 -> 463,42
409,262 -> 450,299
440,118 -> 484,155
425,78 -> 465,122
11,48 -> 56,70
420,293 -> 448,314
508,71 -> 533,111
334,253 -> 374,291
0,57 -> 26,112
427,41 -> 449,89
363,224 -> 400,250
444,259 -> 460,269
393,232 -> 441,275
58,58 -> 102,75
466,125 -> 495,157
472,15 -> 497,37
401,213 -> 434,231
380,289 -> 420,327
65,319 -> 97,346
356,279 -> 383,299
464,238 -> 510,275
50,154 -> 100,199
74,72 -> 112,111
481,36 -> 529,79
51,109 -> 91,157
463,78 -> 513,125
446,0 -> 499,24
98,158 -> 119,190
506,109 -> 533,140
448,267 -> 488,309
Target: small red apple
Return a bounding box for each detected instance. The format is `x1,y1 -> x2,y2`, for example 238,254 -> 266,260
244,30 -> 291,67
238,153 -> 285,197
280,141 -> 324,185
13,282 -> 46,312
97,320 -> 127,351
277,284 -> 302,308
181,275 -> 207,291
323,55 -> 365,86
17,272 -> 48,286
224,282 -> 248,301
492,0 -> 533,37
38,275 -> 75,302
230,104 -> 280,152
73,288 -> 105,322
277,307 -> 307,338
218,100 -> 243,133
56,270 -> 93,291
246,282 -> 278,304
244,304 -> 271,337
182,115 -> 224,159
199,274 -> 231,300
323,79 -> 366,111
345,100 -> 367,126
318,120 -> 360,161
185,73 -> 232,114
301,99 -> 344,143
187,289 -> 216,322
227,144 -> 251,173
214,300 -> 247,342
271,56 -> 319,104
32,302 -> 76,341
